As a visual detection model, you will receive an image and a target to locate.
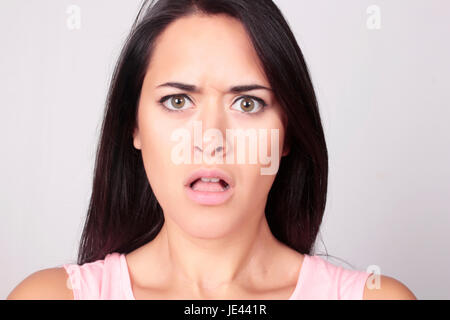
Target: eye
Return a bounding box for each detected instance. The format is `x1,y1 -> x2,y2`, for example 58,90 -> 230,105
231,96 -> 268,114
158,94 -> 194,112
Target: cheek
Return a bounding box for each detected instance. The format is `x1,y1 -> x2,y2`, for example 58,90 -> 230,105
248,110 -> 285,170
264,111 -> 285,157
237,109 -> 285,157
241,166 -> 276,204
230,111 -> 285,206
137,107 -> 184,200
138,105 -> 184,160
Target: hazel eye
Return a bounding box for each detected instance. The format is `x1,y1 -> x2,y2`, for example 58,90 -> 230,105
231,96 -> 268,114
159,94 -> 194,112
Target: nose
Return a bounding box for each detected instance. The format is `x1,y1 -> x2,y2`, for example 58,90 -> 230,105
194,145 -> 224,155
193,98 -> 230,161
194,137 -> 228,162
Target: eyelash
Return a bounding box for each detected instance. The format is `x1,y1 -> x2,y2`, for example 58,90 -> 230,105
157,94 -> 268,114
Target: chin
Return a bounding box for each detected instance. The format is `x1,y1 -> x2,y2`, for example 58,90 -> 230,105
170,212 -> 242,239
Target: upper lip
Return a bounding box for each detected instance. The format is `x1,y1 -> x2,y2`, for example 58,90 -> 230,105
184,168 -> 235,188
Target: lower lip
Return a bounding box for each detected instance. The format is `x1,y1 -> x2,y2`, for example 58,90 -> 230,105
184,184 -> 234,205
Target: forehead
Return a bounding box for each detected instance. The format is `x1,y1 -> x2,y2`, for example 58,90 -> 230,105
146,13 -> 269,89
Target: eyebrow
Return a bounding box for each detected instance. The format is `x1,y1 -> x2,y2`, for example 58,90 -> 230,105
156,82 -> 272,93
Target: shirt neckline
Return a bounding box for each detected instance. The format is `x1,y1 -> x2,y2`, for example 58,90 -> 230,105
119,252 -> 308,300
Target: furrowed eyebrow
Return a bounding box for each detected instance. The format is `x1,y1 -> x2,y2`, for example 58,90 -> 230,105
156,82 -> 199,92
229,84 -> 272,93
156,82 -> 272,93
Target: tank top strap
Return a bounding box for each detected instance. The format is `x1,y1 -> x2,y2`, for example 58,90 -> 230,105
62,252 -> 128,299
290,254 -> 371,300
63,252 -> 370,299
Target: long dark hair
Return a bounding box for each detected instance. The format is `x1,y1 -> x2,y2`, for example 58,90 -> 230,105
77,0 -> 329,265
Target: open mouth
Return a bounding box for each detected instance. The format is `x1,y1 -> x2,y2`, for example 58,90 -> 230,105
184,168 -> 234,205
189,177 -> 230,192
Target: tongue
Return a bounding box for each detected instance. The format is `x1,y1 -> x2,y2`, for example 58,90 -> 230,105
191,180 -> 225,192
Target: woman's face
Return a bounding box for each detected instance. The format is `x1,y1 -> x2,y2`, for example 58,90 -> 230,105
134,14 -> 288,238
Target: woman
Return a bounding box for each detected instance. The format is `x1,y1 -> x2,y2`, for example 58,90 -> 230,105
8,0 -> 416,300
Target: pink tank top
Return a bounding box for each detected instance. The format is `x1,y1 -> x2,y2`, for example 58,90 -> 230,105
62,252 -> 371,300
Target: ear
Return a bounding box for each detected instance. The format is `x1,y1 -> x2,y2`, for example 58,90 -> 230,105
282,135 -> 290,157
133,127 -> 142,150
280,111 -> 290,157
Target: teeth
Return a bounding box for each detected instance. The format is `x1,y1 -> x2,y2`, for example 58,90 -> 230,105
200,177 -> 221,183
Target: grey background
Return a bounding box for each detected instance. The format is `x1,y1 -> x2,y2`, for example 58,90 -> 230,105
1,0 -> 449,299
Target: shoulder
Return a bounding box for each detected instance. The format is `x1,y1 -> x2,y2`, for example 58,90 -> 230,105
7,267 -> 73,300
363,274 -> 417,300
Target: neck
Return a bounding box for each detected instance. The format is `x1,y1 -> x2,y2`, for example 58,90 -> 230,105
148,212 -> 282,294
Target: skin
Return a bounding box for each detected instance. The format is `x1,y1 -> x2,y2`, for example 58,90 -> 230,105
6,13 -> 417,301
129,13 -> 298,299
